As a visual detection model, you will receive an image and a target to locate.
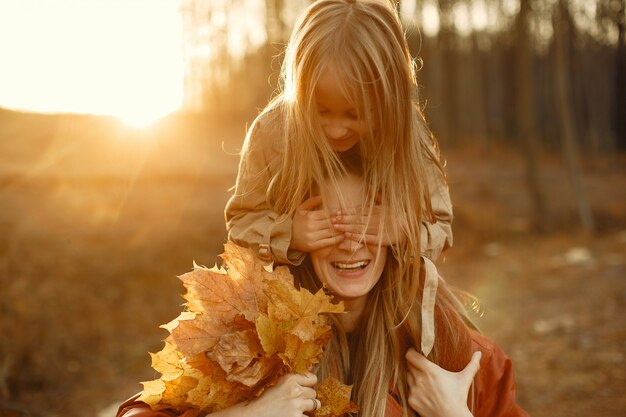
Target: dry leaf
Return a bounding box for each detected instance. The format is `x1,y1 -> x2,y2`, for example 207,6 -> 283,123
255,313 -> 285,356
314,376 -> 360,417
208,329 -> 281,387
278,333 -> 329,374
167,244 -> 270,357
265,276 -> 344,342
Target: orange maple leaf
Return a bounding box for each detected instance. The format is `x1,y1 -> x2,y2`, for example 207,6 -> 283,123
264,275 -> 344,342
167,244 -> 270,357
314,376 -> 360,417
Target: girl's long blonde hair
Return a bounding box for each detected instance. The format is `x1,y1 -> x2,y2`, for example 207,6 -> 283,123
261,0 -> 443,265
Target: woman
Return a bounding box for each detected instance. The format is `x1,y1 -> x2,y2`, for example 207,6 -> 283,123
118,172 -> 528,417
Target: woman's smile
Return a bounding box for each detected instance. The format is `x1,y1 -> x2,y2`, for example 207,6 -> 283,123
331,259 -> 370,275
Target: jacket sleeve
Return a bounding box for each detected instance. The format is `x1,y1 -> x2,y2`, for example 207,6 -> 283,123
224,115 -> 305,265
420,134 -> 453,261
472,333 -> 530,417
116,395 -> 200,417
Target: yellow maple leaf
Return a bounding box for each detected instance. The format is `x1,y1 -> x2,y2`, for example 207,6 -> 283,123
149,342 -> 185,381
314,376 -> 360,417
278,332 -> 330,374
255,313 -> 285,355
264,277 -> 344,342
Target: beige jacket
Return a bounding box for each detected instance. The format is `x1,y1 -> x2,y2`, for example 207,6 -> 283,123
225,108 -> 453,265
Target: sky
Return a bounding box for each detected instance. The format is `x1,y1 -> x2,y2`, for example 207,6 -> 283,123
0,0 -> 184,126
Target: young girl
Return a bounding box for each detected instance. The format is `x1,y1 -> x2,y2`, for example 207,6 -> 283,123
117,172 -> 528,417
225,0 -> 453,268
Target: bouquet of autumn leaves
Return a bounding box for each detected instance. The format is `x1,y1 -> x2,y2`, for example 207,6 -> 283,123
139,243 -> 359,417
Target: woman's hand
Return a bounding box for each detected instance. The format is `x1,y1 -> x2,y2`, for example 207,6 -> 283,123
291,196 -> 344,251
227,373 -> 319,417
331,202 -> 402,246
405,348 -> 481,417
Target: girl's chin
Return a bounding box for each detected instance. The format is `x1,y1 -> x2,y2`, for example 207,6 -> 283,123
329,138 -> 359,152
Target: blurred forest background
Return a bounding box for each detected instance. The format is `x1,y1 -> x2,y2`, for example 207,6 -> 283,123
0,0 -> 625,416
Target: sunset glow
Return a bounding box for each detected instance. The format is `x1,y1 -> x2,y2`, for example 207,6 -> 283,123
0,0 -> 184,127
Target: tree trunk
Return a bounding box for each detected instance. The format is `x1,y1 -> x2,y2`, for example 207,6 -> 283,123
615,0 -> 626,149
437,0 -> 457,144
470,33 -> 488,147
515,0 -> 550,232
266,0 -> 286,44
553,0 -> 595,233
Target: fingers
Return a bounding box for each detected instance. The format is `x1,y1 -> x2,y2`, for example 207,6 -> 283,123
332,212 -> 380,229
259,373 -> 320,416
299,195 -> 323,210
310,234 -> 345,250
292,374 -> 319,414
291,372 -> 318,387
292,210 -> 344,251
332,209 -> 400,246
303,398 -> 321,412
298,209 -> 333,223
343,232 -> 383,246
461,351 -> 482,381
406,371 -> 415,387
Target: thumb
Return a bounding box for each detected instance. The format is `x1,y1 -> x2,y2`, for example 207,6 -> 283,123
299,195 -> 323,211
405,347 -> 431,371
460,351 -> 482,382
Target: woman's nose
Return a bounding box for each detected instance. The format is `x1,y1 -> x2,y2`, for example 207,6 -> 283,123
337,235 -> 365,252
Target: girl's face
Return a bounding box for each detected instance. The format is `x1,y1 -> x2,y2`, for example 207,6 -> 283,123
310,174 -> 387,306
314,64 -> 368,152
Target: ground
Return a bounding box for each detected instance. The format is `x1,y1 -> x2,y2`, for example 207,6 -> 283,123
0,110 -> 624,417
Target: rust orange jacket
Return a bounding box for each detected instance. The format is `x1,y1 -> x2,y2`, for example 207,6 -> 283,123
116,331 -> 529,417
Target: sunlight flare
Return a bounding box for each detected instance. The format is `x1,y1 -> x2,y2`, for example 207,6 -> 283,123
0,0 -> 184,127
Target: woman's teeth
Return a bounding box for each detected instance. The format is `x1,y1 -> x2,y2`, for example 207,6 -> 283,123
332,260 -> 369,271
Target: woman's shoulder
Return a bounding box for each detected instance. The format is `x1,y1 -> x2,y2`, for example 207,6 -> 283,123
469,330 -> 513,382
469,330 -> 530,417
469,330 -> 499,356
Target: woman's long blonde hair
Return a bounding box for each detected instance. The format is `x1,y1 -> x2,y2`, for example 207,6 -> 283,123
294,250 -> 473,417
290,169 -> 473,417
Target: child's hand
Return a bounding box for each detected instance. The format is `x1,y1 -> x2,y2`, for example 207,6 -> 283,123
291,196 -> 344,252
405,348 -> 481,417
331,203 -> 402,246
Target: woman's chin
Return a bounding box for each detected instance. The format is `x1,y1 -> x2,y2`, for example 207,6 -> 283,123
319,259 -> 381,301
